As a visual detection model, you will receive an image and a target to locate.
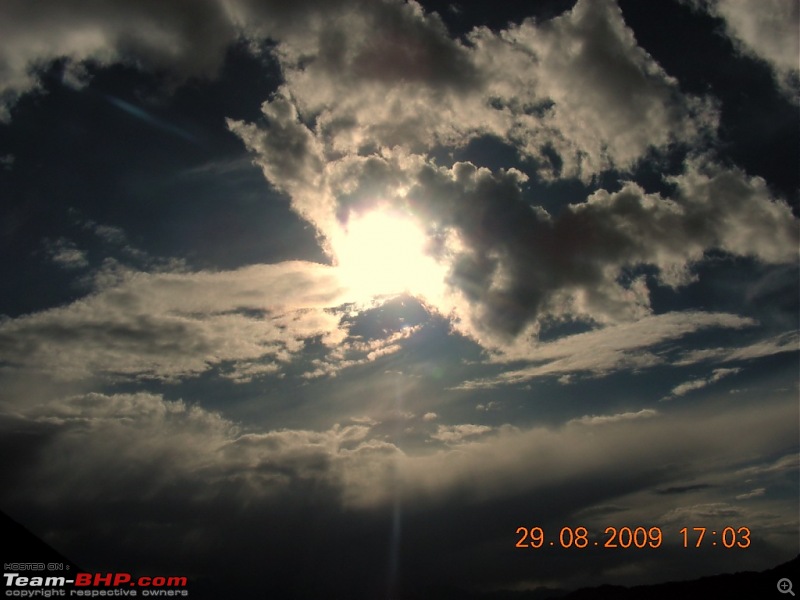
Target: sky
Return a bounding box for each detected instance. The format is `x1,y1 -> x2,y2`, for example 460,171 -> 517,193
0,0 -> 798,597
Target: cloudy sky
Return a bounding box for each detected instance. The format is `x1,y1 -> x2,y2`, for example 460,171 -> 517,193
1,0 -> 798,597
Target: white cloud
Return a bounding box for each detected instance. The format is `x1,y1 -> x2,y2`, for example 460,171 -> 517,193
257,0 -> 715,182
350,415 -> 379,426
677,331 -> 799,365
569,409 -> 658,426
226,96 -> 331,233
667,159 -> 799,265
660,502 -> 744,523
456,311 -> 755,388
300,325 -> 421,379
0,261 -> 349,381
400,392 -> 797,508
44,238 -> 89,269
220,360 -> 282,384
267,0 -> 482,155
663,367 -> 742,400
429,423 -> 493,444
696,0 -> 800,100
736,454 -> 799,477
473,0 -> 717,179
735,487 -> 765,500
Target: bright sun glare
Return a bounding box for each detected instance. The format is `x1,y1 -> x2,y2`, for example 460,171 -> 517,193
333,208 -> 447,302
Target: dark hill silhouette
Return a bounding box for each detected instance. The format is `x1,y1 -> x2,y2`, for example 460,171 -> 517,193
1,510 -> 82,573
411,554 -> 799,600
558,553 -> 798,599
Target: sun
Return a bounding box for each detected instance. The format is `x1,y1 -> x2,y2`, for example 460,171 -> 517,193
332,207 -> 447,302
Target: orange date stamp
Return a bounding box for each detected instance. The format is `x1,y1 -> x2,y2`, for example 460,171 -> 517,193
515,526 -> 752,549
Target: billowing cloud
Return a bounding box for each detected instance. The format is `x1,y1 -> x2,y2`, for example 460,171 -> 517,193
1,0 -> 439,121
408,157 -> 795,343
226,125 -> 798,349
471,0 -> 717,178
220,0 -> 796,354
254,0 -> 715,181
1,0 -> 718,179
227,77 -> 796,347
